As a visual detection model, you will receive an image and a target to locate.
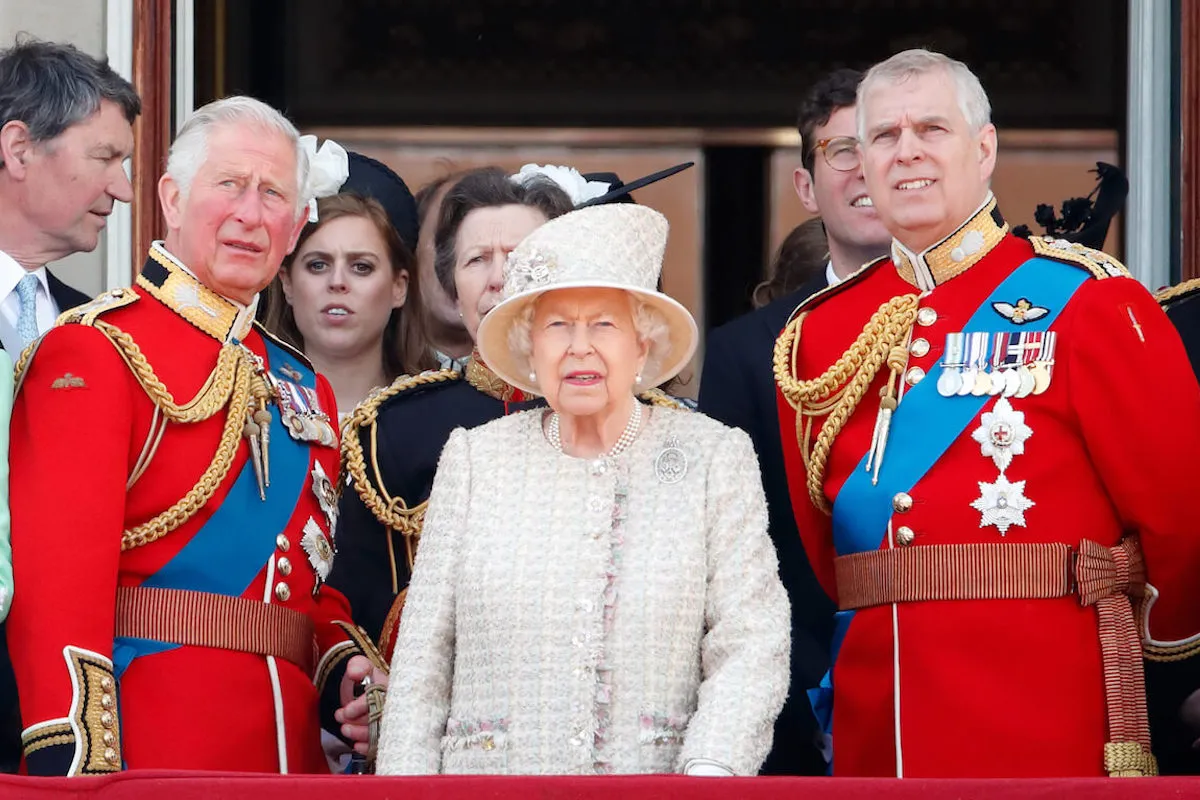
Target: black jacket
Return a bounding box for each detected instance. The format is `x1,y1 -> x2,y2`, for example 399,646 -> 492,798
697,274 -> 834,776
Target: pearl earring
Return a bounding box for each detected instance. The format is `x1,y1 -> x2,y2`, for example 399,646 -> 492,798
529,371 -> 537,383
635,373 -> 643,386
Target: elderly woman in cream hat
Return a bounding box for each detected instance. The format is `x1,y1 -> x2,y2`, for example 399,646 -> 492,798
376,204 -> 789,777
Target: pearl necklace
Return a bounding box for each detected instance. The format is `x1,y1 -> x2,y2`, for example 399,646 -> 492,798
548,401 -> 643,458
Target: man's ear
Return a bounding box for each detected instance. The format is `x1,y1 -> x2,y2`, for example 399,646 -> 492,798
0,121 -> 33,179
793,167 -> 820,215
978,122 -> 998,183
278,266 -> 294,304
285,208 -> 309,255
158,173 -> 185,231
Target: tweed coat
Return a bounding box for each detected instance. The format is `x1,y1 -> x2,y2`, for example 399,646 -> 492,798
377,406 -> 790,776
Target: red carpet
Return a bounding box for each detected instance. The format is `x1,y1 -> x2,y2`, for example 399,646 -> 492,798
1,773 -> 1198,799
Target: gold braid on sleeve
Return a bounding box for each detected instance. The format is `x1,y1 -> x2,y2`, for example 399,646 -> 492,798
772,294 -> 921,514
345,369 -> 465,537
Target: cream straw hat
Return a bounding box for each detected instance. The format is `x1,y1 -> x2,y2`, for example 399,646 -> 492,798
475,204 -> 698,397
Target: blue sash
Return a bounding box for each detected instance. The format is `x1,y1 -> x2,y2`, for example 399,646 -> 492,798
810,256 -> 1089,770
113,338 -> 316,677
830,257 -> 1087,555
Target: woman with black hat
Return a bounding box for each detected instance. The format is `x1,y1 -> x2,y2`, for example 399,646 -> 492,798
264,151 -> 435,419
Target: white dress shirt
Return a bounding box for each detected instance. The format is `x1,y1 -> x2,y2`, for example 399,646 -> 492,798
824,259 -> 841,288
0,250 -> 61,354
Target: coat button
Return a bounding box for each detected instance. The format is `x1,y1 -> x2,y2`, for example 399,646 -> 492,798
103,731 -> 116,747
276,534 -> 290,552
917,307 -> 938,327
100,676 -> 114,692
100,712 -> 115,729
275,582 -> 291,602
892,492 -> 914,513
905,366 -> 925,386
896,526 -> 916,546
909,338 -> 930,358
104,748 -> 119,765
277,557 -> 292,577
100,694 -> 114,710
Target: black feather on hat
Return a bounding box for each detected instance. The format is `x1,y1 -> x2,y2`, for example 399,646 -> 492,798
576,162 -> 695,208
339,152 -> 419,250
1012,162 -> 1128,251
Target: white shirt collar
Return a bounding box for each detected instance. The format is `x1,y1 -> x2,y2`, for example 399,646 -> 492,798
824,259 -> 841,288
0,249 -> 50,301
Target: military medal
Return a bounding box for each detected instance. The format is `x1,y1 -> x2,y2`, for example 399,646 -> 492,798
970,474 -> 1035,536
1014,332 -> 1041,399
1030,331 -> 1057,395
987,334 -> 1008,396
957,333 -> 979,396
937,333 -> 965,397
268,372 -> 338,448
965,332 -> 989,396
301,517 -> 335,594
971,397 -> 1033,472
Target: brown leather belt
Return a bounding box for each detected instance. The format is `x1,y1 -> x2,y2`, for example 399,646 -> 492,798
834,537 -> 1156,777
115,586 -> 316,676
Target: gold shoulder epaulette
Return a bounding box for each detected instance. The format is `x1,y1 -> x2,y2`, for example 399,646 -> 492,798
14,288 -> 141,388
57,287 -> 140,327
786,254 -> 890,325
637,388 -> 693,411
1029,235 -> 1130,280
1154,277 -> 1200,309
340,368 -> 460,534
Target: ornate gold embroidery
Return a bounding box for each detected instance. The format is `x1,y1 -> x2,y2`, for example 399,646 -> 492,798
636,388 -> 692,411
139,247 -> 244,341
314,640 -> 356,697
332,620 -> 390,674
64,646 -> 121,774
20,721 -> 73,755
892,196 -> 1009,288
1029,235 -> 1129,281
465,355 -> 520,401
1155,277 -> 1200,308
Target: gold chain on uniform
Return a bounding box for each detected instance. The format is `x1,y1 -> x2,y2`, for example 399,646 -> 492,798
77,321 -> 268,551
773,294 -> 920,514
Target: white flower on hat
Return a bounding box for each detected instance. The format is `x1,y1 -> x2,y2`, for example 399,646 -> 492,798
510,164 -> 611,206
505,248 -> 556,296
299,135 -> 349,223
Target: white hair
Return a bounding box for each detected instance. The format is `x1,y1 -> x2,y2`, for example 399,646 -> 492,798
508,291 -> 672,387
856,49 -> 992,141
165,95 -> 310,219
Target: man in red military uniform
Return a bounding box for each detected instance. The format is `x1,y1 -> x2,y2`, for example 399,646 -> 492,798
7,96 -> 387,775
775,48 -> 1200,778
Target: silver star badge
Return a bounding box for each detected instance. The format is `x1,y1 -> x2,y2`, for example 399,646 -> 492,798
970,474 -> 1035,536
970,398 -> 1033,472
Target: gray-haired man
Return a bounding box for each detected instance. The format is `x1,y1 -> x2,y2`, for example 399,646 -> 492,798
0,38 -> 139,349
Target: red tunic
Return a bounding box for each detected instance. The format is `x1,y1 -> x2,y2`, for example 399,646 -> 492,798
8,249 -> 358,775
776,201 -> 1200,777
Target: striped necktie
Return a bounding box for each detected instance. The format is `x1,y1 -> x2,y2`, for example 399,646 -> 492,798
15,273 -> 40,347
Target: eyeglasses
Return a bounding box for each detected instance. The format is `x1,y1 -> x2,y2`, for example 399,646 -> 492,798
810,136 -> 862,172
